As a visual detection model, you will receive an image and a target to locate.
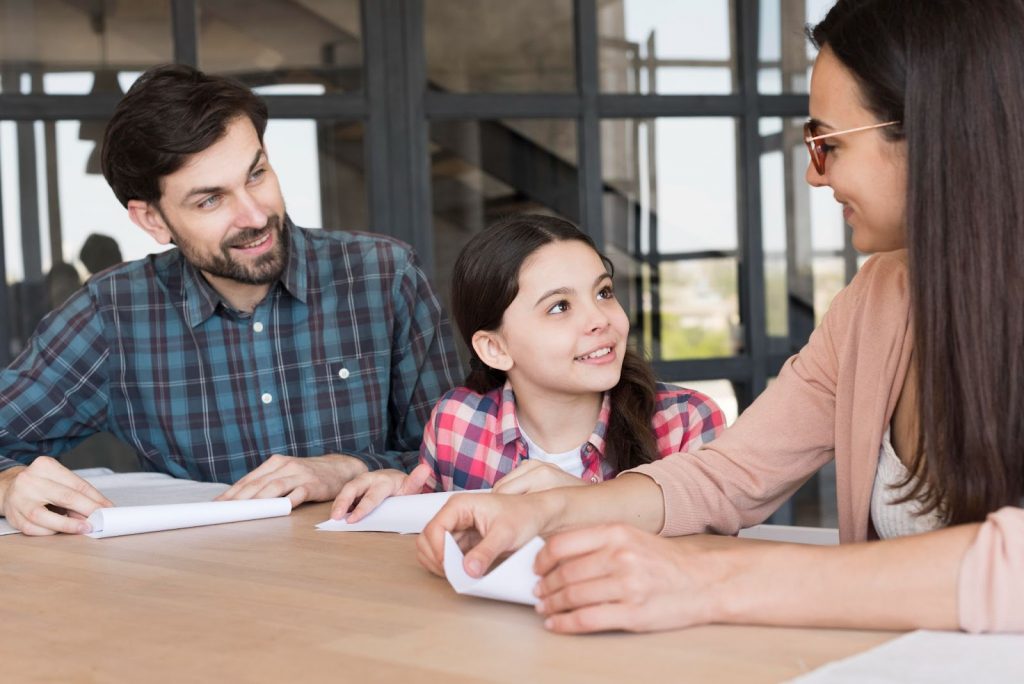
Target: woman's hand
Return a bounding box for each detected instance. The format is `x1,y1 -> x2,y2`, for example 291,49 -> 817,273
417,490 -> 561,578
329,462 -> 432,521
492,460 -> 588,495
533,524 -> 728,634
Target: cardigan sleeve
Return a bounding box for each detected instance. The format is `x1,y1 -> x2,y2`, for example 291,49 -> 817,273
628,253 -> 894,536
958,506 -> 1024,632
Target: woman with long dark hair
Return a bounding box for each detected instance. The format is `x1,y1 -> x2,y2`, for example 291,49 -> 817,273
330,215 -> 725,521
418,0 -> 1024,633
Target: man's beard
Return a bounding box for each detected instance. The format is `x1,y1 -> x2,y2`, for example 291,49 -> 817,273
173,215 -> 289,286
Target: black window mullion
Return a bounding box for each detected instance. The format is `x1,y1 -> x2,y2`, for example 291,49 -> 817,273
363,0 -> 433,273
170,0 -> 198,66
735,0 -> 768,410
574,0 -> 602,248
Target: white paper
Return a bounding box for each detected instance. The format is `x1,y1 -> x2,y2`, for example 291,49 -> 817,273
787,630 -> 1024,683
86,497 -> 292,538
82,471 -> 230,507
316,489 -> 488,534
443,531 -> 544,606
1,469 -> 263,537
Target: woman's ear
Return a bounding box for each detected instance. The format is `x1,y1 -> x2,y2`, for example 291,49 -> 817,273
471,330 -> 513,372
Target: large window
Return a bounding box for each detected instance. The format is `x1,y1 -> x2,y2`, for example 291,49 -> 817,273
0,0 -> 850,525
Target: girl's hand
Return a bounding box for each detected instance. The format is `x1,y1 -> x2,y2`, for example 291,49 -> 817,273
492,460 -> 589,495
329,462 -> 432,521
533,524 -> 727,634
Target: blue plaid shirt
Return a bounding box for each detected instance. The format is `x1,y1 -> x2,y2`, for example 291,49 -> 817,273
0,222 -> 460,482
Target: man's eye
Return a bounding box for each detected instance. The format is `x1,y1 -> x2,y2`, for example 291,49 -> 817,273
198,195 -> 220,209
250,168 -> 266,181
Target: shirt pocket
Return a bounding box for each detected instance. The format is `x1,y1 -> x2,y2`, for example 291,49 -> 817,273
302,352 -> 389,450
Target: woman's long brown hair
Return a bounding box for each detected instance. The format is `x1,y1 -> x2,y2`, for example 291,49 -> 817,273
812,0 -> 1024,523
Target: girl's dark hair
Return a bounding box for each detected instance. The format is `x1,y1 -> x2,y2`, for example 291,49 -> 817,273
452,214 -> 659,471
101,64 -> 269,207
811,0 -> 1024,524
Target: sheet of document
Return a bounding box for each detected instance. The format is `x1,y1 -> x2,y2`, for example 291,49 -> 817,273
738,524 -> 839,545
787,630 -> 1024,683
316,489 -> 489,534
443,531 -> 544,606
86,497 -> 292,538
1,469 -> 282,537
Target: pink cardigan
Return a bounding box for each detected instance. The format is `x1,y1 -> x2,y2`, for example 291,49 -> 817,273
632,251 -> 1023,633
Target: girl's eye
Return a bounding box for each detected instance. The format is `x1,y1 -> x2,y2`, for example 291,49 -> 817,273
546,300 -> 569,315
597,285 -> 615,300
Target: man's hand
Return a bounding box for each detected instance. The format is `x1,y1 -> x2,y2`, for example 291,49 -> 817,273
215,453 -> 369,507
492,460 -> 588,495
0,457 -> 113,535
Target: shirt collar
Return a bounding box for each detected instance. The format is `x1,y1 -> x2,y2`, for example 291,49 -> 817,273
495,379 -> 611,457
497,380 -> 521,447
180,217 -> 309,328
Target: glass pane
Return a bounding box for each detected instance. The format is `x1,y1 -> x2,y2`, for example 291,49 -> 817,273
0,0 -> 172,94
198,0 -> 362,93
758,0 -> 834,94
429,117 -> 578,328
424,0 -> 575,92
602,117 -> 739,361
598,0 -> 735,94
656,258 -> 740,360
758,116 -> 848,349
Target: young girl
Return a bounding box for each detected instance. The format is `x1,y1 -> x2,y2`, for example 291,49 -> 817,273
418,0 -> 1024,635
330,214 -> 725,521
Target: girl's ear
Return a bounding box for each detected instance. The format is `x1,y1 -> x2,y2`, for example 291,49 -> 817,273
471,330 -> 513,372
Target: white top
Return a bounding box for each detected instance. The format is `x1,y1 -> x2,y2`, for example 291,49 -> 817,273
870,428 -> 945,539
518,426 -> 586,479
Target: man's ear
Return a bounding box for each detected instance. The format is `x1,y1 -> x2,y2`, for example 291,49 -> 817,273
127,200 -> 173,245
471,330 -> 513,372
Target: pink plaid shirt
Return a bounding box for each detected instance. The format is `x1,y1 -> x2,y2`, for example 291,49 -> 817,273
419,380 -> 726,491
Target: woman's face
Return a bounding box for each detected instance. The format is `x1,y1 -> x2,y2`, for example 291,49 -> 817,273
806,46 -> 908,253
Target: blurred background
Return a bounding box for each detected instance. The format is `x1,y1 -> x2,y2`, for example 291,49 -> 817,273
0,0 -> 856,526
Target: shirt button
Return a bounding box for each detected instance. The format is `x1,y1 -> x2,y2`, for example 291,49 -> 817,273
253,322 -> 264,333
338,368 -> 350,380
590,475 -> 599,483
261,393 -> 273,404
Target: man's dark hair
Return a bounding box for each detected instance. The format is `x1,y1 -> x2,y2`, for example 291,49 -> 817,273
100,64 -> 268,207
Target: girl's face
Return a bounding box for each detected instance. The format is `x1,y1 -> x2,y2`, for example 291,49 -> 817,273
476,240 -> 630,400
806,46 -> 908,253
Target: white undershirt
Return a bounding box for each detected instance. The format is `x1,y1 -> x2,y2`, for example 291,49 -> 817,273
518,426 -> 586,479
870,427 -> 945,539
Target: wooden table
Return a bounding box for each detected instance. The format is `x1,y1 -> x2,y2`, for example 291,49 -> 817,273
0,503 -> 898,682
